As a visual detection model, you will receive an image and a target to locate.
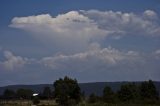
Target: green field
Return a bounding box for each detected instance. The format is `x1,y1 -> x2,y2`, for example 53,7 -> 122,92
1,100 -> 160,106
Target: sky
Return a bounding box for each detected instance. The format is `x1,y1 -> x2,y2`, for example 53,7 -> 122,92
0,0 -> 160,86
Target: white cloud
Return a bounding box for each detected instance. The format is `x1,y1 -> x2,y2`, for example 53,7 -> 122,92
10,11 -> 108,53
7,10 -> 160,75
10,10 -> 160,53
80,10 -> 160,37
10,10 -> 160,37
155,49 -> 160,54
1,51 -> 28,70
9,10 -> 160,37
143,10 -> 158,20
40,45 -> 143,72
0,47 -> 159,80
154,49 -> 160,59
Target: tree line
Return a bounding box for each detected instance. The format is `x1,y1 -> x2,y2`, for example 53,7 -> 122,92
0,87 -> 53,100
0,77 -> 159,106
89,80 -> 159,104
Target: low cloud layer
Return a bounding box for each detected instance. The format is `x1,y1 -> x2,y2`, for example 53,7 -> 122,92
0,45 -> 159,73
0,46 -> 160,82
0,51 -> 27,70
40,43 -> 143,72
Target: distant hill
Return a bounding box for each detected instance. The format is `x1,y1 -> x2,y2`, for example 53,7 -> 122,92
0,81 -> 160,96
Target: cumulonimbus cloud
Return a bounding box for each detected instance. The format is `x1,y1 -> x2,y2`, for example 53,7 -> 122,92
9,11 -> 109,52
5,10 -> 160,76
10,10 -> 160,38
9,10 -> 160,53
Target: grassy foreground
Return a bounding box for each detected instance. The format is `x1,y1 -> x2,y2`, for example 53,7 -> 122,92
0,100 -> 57,106
0,100 -> 160,106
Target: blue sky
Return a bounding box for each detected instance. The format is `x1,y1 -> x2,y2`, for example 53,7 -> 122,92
0,0 -> 160,86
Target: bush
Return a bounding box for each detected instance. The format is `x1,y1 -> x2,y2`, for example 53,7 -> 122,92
32,97 -> 40,105
88,93 -> 100,103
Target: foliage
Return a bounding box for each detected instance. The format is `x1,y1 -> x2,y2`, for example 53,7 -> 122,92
139,80 -> 159,102
42,86 -> 52,99
103,86 -> 115,103
88,93 -> 100,103
53,76 -> 81,106
3,89 -> 16,99
16,88 -> 33,99
1,79 -> 160,105
117,83 -> 139,102
32,96 -> 40,105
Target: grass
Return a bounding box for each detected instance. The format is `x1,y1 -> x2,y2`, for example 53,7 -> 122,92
0,100 -> 58,106
78,101 -> 160,106
79,102 -> 160,106
0,100 -> 160,106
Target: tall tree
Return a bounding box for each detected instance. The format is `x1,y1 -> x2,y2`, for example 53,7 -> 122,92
42,86 -> 52,99
53,76 -> 81,106
3,89 -> 16,99
118,83 -> 139,102
103,86 -> 115,103
140,80 -> 159,101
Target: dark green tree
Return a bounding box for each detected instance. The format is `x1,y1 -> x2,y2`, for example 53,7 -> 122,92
53,76 -> 81,106
103,86 -> 115,103
118,83 -> 139,102
3,89 -> 16,99
42,86 -> 52,99
139,80 -> 159,101
16,88 -> 33,99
